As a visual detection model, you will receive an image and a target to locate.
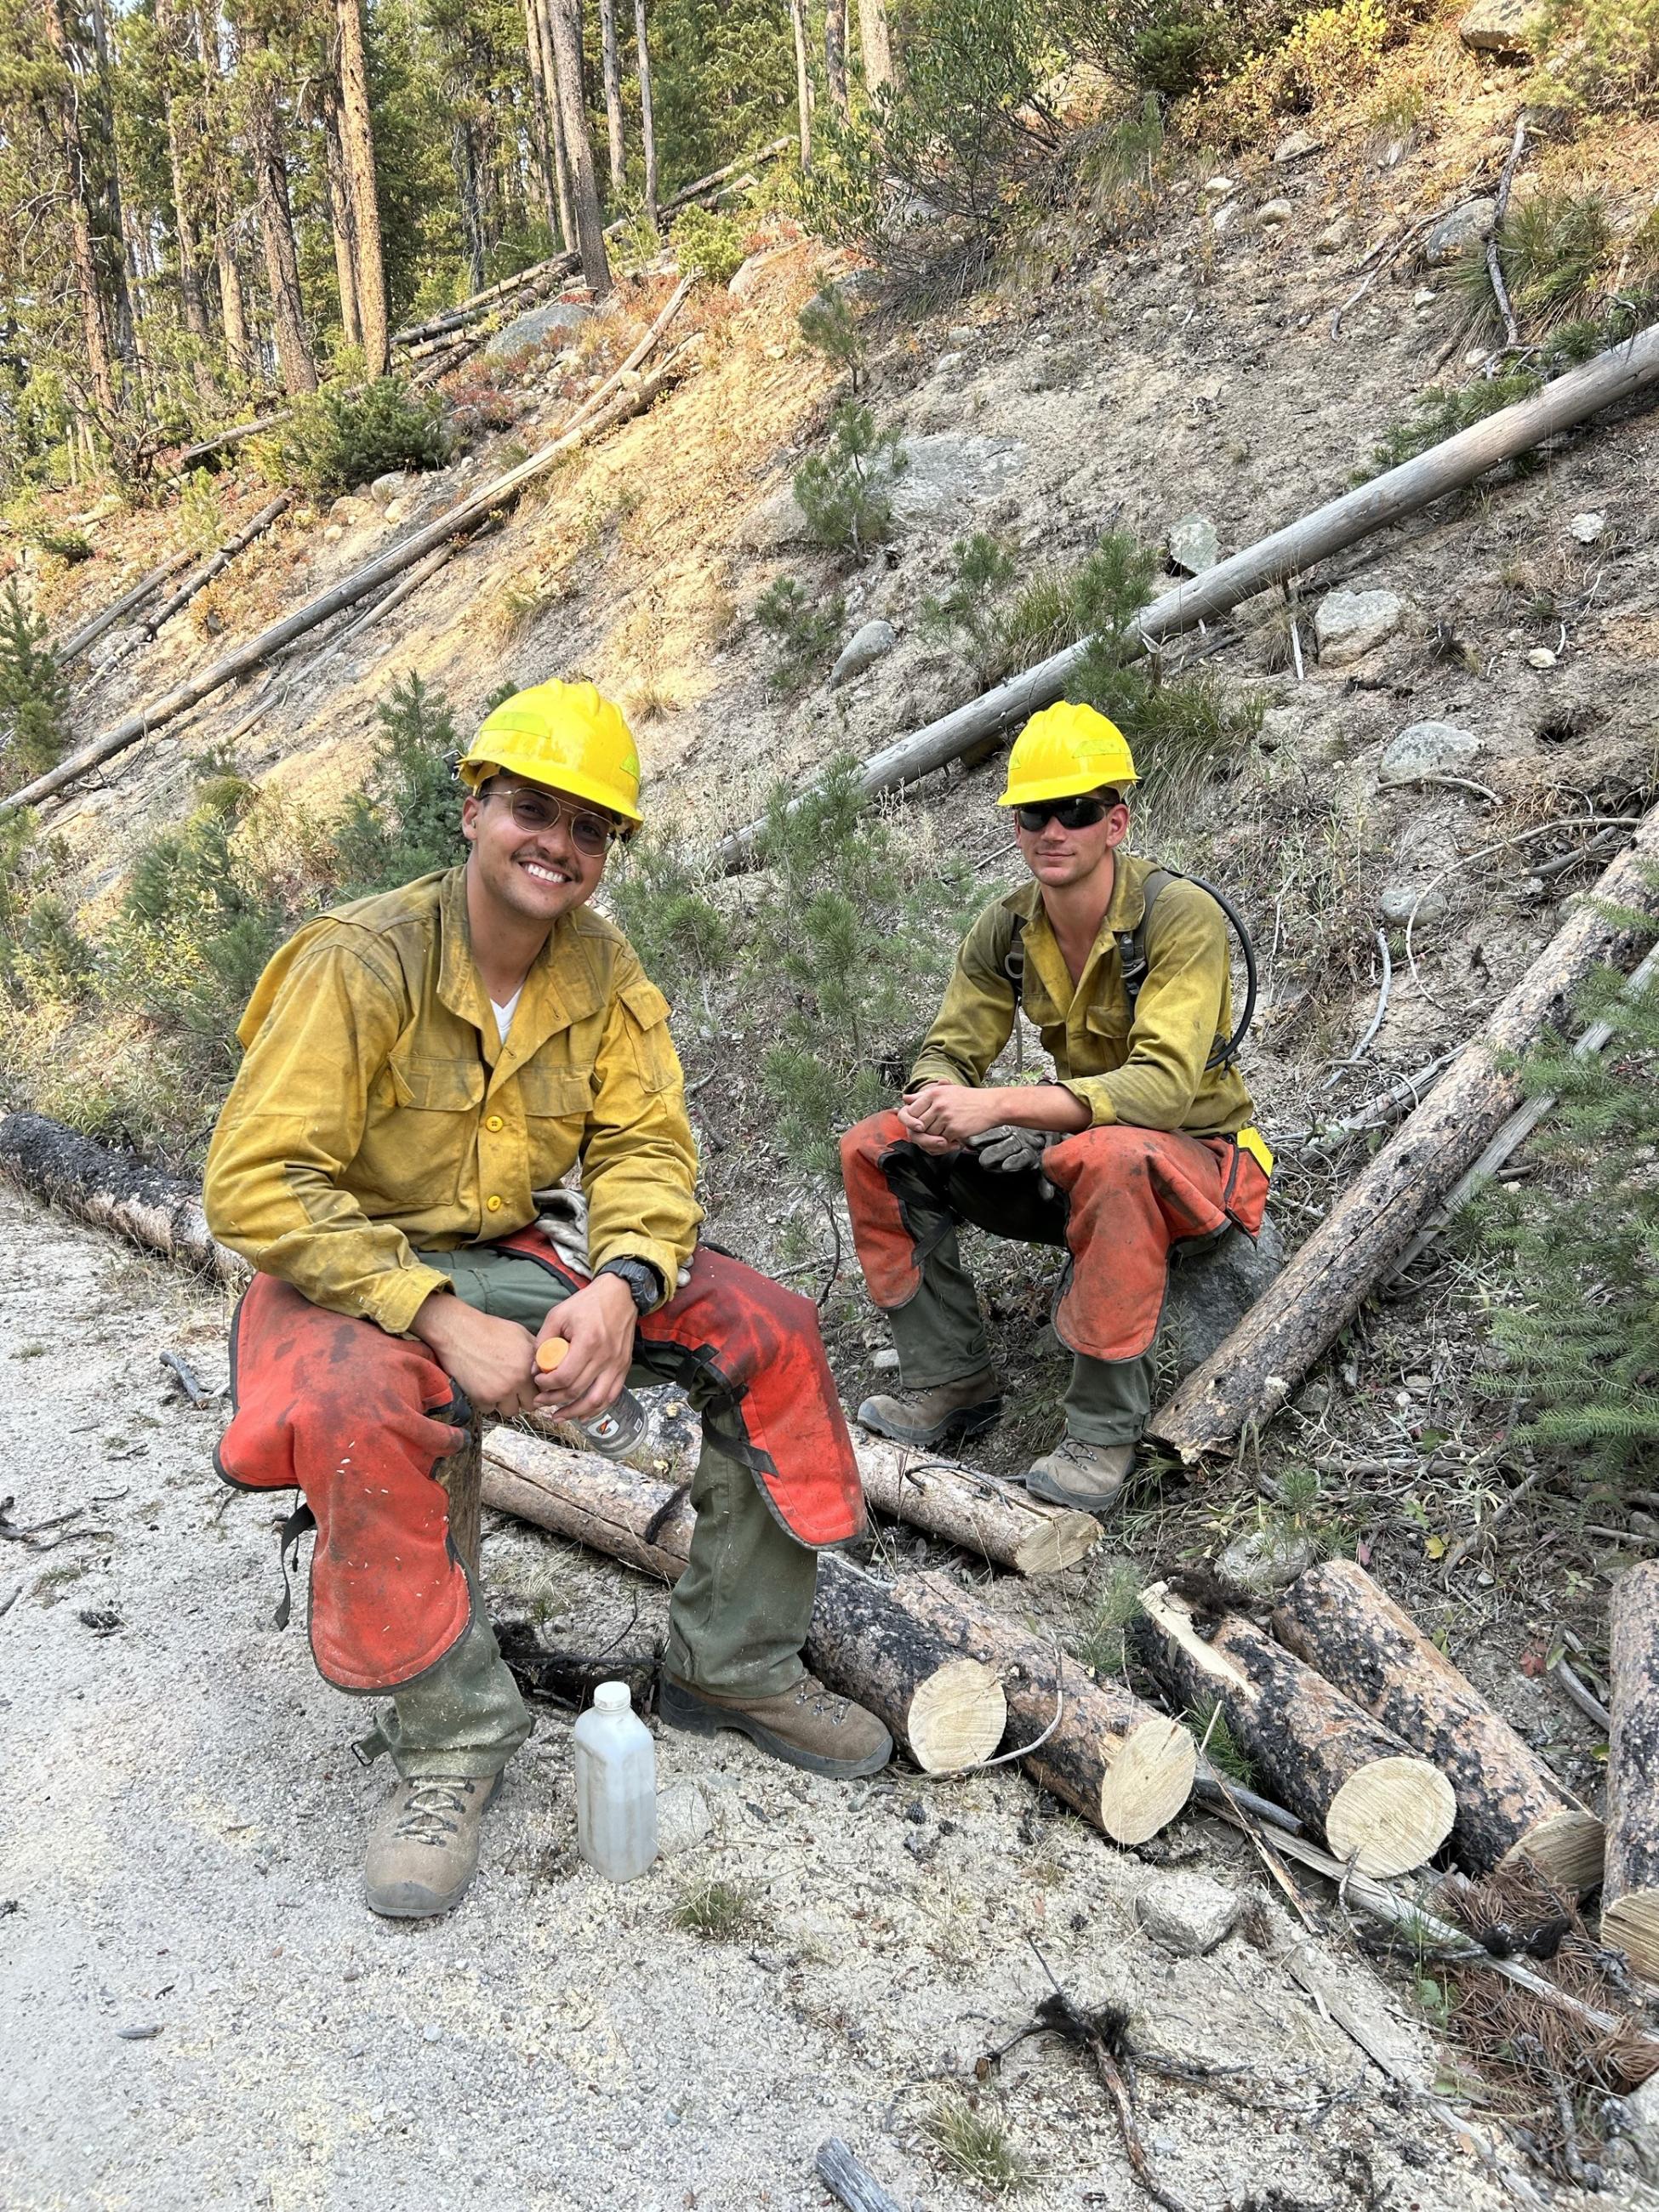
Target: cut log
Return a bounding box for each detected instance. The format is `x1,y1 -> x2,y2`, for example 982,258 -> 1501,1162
0,1111 -> 248,1286
481,1428 -> 1194,1836
1604,1563 -> 1659,1983
1137,1579 -> 1455,1876
1149,803 -> 1659,1459
56,548 -> 193,662
3,313 -> 693,820
1272,1559 -> 1602,1889
715,317 -> 1659,874
137,493 -> 292,641
852,1430 -> 1099,1574
438,1411 -> 484,1576
814,2140 -> 904,2212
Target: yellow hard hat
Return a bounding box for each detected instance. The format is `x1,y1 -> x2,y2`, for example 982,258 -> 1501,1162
998,700 -> 1137,808
458,680 -> 642,827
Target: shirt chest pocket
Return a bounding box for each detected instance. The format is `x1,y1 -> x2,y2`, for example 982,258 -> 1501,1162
516,1064 -> 594,1185
387,1055 -> 487,1113
1080,997 -> 1132,1069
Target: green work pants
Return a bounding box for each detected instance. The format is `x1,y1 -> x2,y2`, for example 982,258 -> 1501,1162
383,1246 -> 815,1775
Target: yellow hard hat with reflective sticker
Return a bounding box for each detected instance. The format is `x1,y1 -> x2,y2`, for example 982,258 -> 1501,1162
998,700 -> 1137,808
459,680 -> 642,826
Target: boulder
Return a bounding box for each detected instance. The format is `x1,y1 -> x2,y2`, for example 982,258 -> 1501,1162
1457,0 -> 1548,54
728,245 -> 797,300
1379,881 -> 1448,929
1379,719 -> 1482,782
733,482 -> 811,554
656,1780 -> 712,1857
887,432 -> 1025,529
1166,513 -> 1220,576
1424,199 -> 1497,266
1203,176 -> 1235,199
1314,217 -> 1353,255
1217,1523 -> 1320,1600
1135,1873 -> 1241,1958
483,299 -> 594,359
1313,587 -> 1409,667
1273,128 -> 1323,165
1257,198 -> 1294,227
1571,510 -> 1605,544
369,470 -> 410,505
829,619 -> 898,688
1163,1217 -> 1285,1378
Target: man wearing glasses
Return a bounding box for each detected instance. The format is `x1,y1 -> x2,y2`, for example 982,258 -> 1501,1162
205,681 -> 891,1921
840,700 -> 1271,1516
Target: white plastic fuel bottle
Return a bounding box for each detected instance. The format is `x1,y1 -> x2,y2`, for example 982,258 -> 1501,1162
573,1680 -> 658,1882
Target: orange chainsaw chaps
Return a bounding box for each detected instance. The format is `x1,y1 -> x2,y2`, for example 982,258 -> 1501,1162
839,1109 -> 926,1308
215,1272 -> 474,1694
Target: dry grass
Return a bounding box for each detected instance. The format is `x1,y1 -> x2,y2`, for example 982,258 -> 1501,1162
922,2093 -> 1037,2194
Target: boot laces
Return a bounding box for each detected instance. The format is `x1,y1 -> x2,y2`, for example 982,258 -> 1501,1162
394,1777 -> 473,1847
792,1679 -> 848,1725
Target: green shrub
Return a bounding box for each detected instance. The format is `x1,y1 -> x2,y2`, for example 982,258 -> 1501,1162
264,377 -> 451,498
794,402 -> 906,556
1478,945 -> 1659,1487
1366,368 -> 1544,474
797,282 -> 865,385
606,831 -> 733,1004
0,582 -> 71,782
1451,189 -> 1612,342
1541,0 -> 1659,112
1131,4 -> 1237,94
333,671 -> 463,896
920,533 -> 1018,683
753,576 -> 845,692
177,467 -> 226,555
670,205 -> 749,287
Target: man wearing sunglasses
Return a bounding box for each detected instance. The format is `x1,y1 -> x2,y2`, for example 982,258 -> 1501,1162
840,700 -> 1270,1514
204,680 -> 891,1921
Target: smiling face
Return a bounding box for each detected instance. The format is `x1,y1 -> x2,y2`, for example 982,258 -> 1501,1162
1014,788 -> 1132,895
460,772 -> 613,935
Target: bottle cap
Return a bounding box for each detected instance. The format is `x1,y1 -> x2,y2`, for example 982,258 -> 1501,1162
592,1680 -> 631,1713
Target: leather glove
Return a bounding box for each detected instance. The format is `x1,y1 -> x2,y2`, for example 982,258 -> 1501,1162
968,1125 -> 1052,1175
532,1186 -> 590,1274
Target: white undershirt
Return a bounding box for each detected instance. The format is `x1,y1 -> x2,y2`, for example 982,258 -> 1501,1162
490,989 -> 522,1041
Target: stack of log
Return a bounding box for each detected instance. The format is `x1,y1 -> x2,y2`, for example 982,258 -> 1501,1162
1137,1559 -> 1604,1890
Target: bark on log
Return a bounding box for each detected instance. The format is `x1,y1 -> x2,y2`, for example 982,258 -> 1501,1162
1272,1559 -> 1602,1889
138,494 -> 292,640
1604,1563 -> 1659,1983
715,318 -> 1659,875
852,1430 -> 1099,1574
439,1411 -> 484,1576
481,1428 -> 1194,1835
3,330 -> 693,819
57,549 -> 193,662
1149,805 -> 1659,1459
1137,1579 -> 1454,1876
0,1111 -> 248,1286
815,2140 -> 904,2212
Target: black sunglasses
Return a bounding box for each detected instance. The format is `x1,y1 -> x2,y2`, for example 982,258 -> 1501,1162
1015,793 -> 1114,834
476,786 -> 621,856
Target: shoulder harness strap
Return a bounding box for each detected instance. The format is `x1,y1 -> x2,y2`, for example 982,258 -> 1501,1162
1117,868 -> 1175,1023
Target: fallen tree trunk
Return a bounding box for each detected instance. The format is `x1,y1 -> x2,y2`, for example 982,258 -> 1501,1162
1137,1579 -> 1455,1876
0,1111 -> 247,1286
1604,1563 -> 1659,1984
715,317 -> 1659,875
57,549 -> 193,663
1149,804 -> 1659,1459
481,1428 -> 1194,1835
1272,1559 -> 1603,1889
3,322 -> 693,819
137,494 -> 292,641
849,1430 -> 1099,1574
170,411 -> 290,471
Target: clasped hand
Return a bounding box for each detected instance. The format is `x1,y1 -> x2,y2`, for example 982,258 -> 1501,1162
412,1273 -> 636,1422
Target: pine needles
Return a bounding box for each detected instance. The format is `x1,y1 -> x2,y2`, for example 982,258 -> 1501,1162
0,582 -> 71,782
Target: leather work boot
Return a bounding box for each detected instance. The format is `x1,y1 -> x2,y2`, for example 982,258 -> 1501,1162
363,1770 -> 503,1919
660,1672 -> 893,1779
855,1368 -> 1002,1448
1023,1437 -> 1136,1514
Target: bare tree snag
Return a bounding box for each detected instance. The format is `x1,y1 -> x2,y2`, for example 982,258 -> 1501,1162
1149,806 -> 1659,1459
857,0 -> 892,93
1605,1564 -> 1659,1984
521,0 -> 563,245
852,1431 -> 1099,1574
789,0 -> 812,173
136,493 -> 292,641
1273,1559 -> 1603,1889
824,0 -> 849,113
333,0 -> 389,376
481,1430 -> 1193,1835
1137,1581 -> 1454,1875
243,32 -> 317,395
598,0 -> 625,195
0,1112 -> 247,1286
715,319 -> 1659,875
634,0 -> 658,230
547,0 -> 613,296
3,308 -> 693,818
57,550 -> 193,662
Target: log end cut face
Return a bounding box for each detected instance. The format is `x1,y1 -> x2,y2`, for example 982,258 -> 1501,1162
1502,1810 -> 1606,1896
1013,1508 -> 1102,1576
1601,1892 -> 1659,1988
1325,1754 -> 1456,1877
907,1658 -> 1007,1774
1097,1718 -> 1198,1846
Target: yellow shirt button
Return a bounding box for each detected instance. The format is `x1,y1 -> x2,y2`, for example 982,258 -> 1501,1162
485,1115 -> 504,1132
486,1194 -> 503,1212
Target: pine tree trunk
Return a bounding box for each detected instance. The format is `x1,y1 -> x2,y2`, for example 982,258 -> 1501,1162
38,0 -> 118,420
789,0 -> 812,173
246,53 -> 317,395
333,0 -> 388,375
521,0 -> 562,242
533,0 -> 577,250
322,95 -> 363,352
157,0 -> 214,397
633,0 -> 658,231
453,117 -> 487,294
598,0 -> 624,196
216,221 -> 252,382
197,0 -> 252,383
824,0 -> 848,114
857,0 -> 892,94
87,0 -> 136,369
546,0 -> 612,295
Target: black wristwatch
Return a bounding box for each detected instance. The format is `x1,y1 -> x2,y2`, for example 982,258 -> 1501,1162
597,1256 -> 663,1315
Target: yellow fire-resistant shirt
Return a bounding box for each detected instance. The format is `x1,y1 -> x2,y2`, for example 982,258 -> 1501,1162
203,866 -> 700,1337
909,858 -> 1255,1136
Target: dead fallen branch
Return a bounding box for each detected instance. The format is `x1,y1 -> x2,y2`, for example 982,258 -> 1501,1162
1604,1563 -> 1659,1984
56,548 -> 193,662
813,2139 -> 905,2212
134,494 -> 293,643
0,1111 -> 246,1286
716,318 -> 1659,874
3,311 -> 693,819
1148,803 -> 1659,1460
1023,1946 -> 1190,2212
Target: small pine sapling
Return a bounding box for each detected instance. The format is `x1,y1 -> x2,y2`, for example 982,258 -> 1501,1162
0,582 -> 71,780
793,402 -> 906,556
333,671 -> 464,894
754,576 -> 844,693
797,282 -> 865,387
